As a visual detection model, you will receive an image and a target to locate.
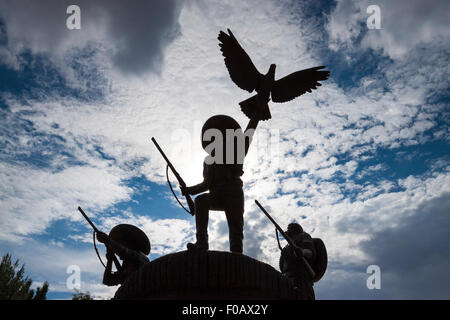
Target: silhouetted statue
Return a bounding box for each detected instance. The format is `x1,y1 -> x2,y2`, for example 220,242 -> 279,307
183,115 -> 260,253
96,224 -> 150,286
218,28 -> 330,120
279,223 -> 327,300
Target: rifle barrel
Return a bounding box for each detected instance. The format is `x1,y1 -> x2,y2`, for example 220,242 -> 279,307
151,137 -> 169,165
151,137 -> 195,215
78,206 -> 99,232
77,206 -> 122,272
255,200 -> 290,245
151,137 -> 185,186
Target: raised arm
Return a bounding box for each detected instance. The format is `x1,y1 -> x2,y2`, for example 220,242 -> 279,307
97,232 -> 149,266
102,249 -> 122,286
244,118 -> 260,155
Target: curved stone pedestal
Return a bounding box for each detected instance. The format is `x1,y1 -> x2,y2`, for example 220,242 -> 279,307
113,250 -> 308,300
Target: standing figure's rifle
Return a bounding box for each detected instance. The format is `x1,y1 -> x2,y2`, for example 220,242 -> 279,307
151,137 -> 195,216
77,206 -> 122,272
254,200 -> 315,279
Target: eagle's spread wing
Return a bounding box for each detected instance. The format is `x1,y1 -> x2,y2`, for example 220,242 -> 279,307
271,66 -> 330,103
218,29 -> 262,93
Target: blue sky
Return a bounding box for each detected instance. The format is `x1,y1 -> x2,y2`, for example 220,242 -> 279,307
0,0 -> 449,299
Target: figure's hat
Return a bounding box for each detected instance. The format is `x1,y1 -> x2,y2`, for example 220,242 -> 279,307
109,224 -> 151,255
286,223 -> 303,237
201,114 -> 242,150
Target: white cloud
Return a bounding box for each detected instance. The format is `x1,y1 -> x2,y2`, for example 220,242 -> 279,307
97,211 -> 194,257
327,0 -> 450,59
0,0 -> 183,76
0,161 -> 133,242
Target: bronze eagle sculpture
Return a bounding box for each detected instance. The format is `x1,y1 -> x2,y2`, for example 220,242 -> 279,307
218,28 -> 330,120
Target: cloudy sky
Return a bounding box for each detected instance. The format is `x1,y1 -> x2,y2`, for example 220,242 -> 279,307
0,0 -> 449,300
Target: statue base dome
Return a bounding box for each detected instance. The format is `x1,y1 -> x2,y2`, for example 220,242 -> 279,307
113,250 -> 309,300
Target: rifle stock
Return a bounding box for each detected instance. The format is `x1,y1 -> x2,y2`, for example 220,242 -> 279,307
151,137 -> 195,215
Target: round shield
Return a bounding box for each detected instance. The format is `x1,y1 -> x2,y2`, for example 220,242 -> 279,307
311,238 -> 327,283
109,224 -> 150,255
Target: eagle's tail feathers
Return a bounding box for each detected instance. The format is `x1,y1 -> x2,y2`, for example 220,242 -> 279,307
239,95 -> 272,121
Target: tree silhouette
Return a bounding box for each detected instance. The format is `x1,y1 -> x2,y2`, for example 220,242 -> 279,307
0,253 -> 49,300
71,290 -> 93,300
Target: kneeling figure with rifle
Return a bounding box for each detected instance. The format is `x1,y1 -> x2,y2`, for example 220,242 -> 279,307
96,224 -> 151,286
279,223 -> 316,300
255,200 -> 327,300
